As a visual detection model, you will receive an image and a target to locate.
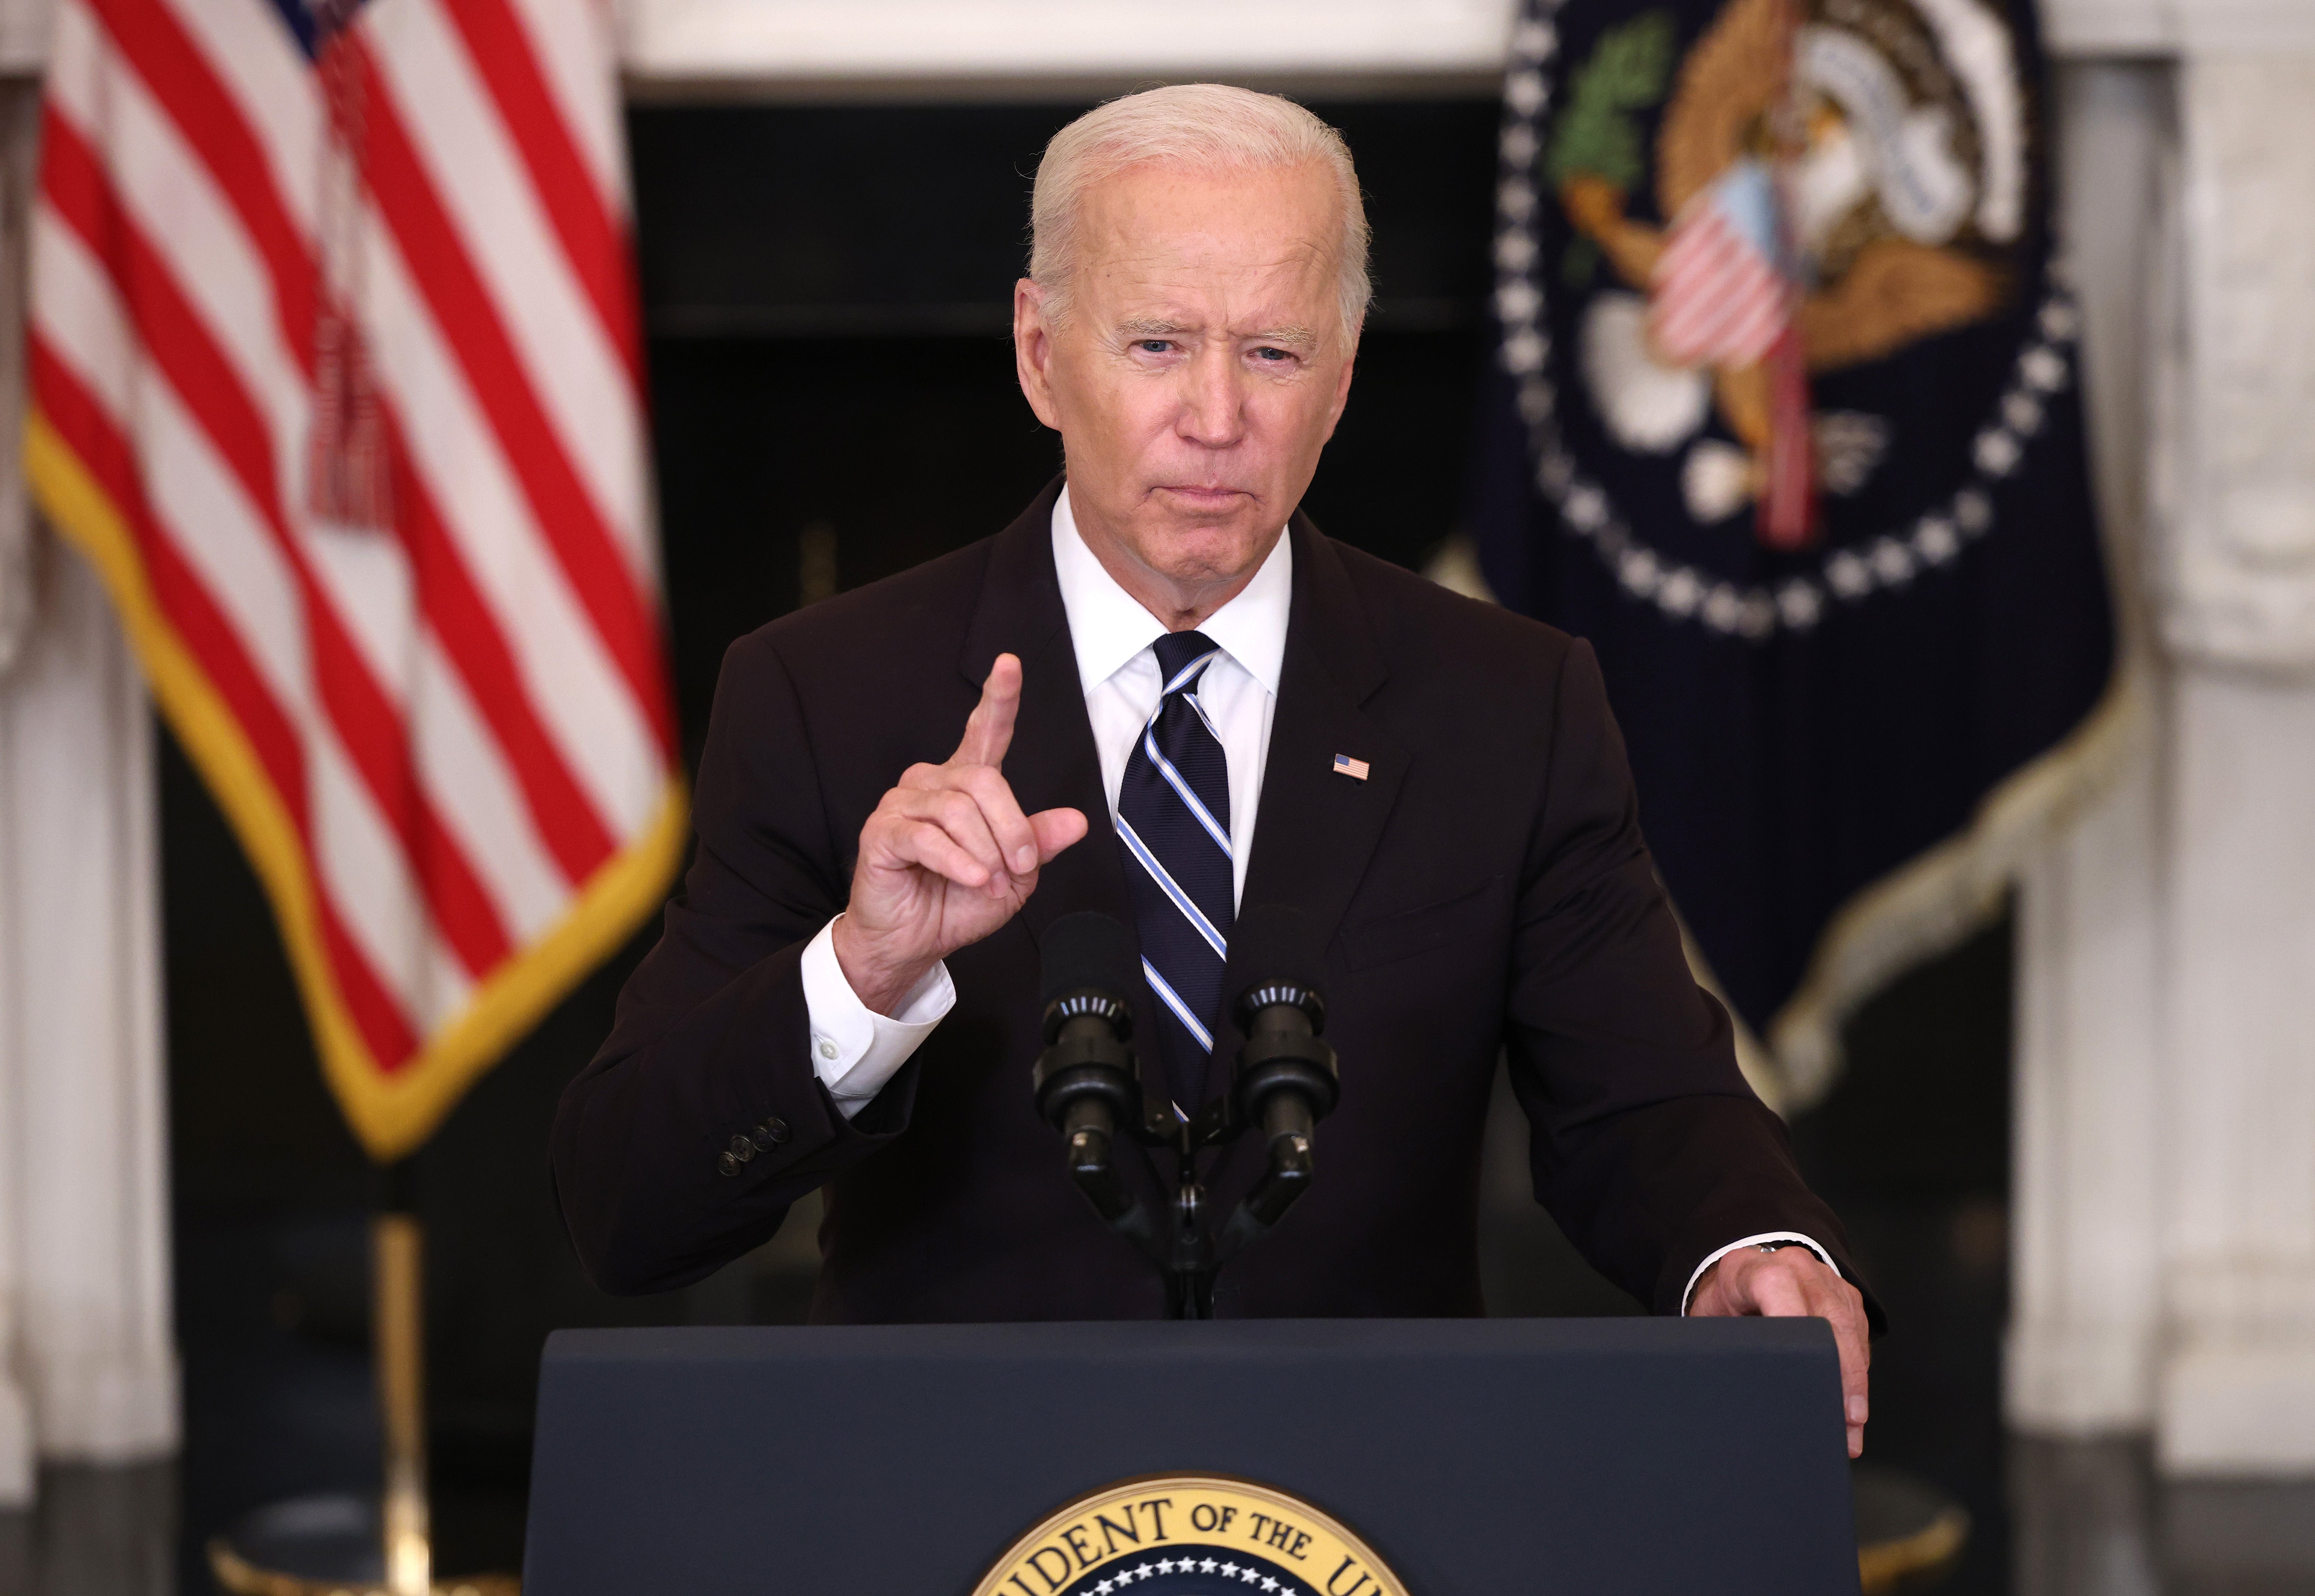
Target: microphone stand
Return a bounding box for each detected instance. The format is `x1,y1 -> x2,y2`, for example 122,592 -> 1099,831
1035,981 -> 1338,1320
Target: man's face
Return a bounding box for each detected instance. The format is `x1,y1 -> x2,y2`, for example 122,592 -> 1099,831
1014,159 -> 1358,608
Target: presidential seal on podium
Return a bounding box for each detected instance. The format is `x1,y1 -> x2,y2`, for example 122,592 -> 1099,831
974,1476 -> 1408,1596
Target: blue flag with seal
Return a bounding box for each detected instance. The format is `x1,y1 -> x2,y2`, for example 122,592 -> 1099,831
1467,0 -> 2118,1104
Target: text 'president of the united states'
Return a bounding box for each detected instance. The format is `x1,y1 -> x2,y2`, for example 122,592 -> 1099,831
553,84 -> 1878,1458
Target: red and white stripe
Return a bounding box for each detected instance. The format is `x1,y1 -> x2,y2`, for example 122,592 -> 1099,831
1648,199 -> 1788,370
30,0 -> 676,1125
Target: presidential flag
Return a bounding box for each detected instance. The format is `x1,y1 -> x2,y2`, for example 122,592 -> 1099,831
1470,0 -> 2117,1101
28,0 -> 684,1159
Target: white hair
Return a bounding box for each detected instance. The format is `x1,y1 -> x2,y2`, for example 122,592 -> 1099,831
1028,84 -> 1373,345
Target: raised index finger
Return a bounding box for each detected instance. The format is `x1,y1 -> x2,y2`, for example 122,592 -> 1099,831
952,653 -> 1022,769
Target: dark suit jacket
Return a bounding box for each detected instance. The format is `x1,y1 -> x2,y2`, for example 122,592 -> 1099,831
555,480 -> 1868,1322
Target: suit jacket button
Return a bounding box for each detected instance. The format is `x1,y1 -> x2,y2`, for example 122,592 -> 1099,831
756,1117 -> 790,1149
716,1151 -> 741,1178
728,1134 -> 756,1161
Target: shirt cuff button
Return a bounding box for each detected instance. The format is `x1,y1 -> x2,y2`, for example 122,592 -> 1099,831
817,1038 -> 839,1061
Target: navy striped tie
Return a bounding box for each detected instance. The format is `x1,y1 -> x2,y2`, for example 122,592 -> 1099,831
1117,630 -> 1235,1109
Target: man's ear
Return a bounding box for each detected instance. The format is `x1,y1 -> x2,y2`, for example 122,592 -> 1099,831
1013,279 -> 1063,430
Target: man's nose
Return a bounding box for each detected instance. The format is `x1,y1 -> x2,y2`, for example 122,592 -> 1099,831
1175,347 -> 1245,449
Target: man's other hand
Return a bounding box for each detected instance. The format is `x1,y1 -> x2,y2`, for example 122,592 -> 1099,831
1688,1245 -> 1872,1458
832,653 -> 1089,1014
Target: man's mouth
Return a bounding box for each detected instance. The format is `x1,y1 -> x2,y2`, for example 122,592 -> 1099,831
1153,485 -> 1247,507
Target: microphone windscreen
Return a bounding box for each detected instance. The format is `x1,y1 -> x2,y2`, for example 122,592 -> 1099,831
1228,903 -> 1323,993
1040,911 -> 1140,1006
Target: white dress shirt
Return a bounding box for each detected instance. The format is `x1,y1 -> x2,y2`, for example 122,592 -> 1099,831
792,487 -> 1826,1307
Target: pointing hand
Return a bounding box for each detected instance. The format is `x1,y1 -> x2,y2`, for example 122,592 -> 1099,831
831,654 -> 1089,1013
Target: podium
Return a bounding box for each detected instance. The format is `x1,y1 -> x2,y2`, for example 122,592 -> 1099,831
523,1317 -> 1859,1595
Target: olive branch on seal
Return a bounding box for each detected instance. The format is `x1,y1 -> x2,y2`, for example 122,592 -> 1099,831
1544,9 -> 1677,284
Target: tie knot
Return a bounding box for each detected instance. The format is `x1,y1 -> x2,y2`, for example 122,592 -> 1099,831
1152,630 -> 1220,692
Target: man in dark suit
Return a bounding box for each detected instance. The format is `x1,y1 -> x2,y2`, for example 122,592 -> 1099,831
556,84 -> 1875,1455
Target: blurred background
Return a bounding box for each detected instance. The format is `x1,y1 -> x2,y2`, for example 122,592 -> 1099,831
2,1 -> 2313,1593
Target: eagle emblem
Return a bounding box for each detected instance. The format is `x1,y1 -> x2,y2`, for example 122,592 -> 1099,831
1496,0 -> 2074,636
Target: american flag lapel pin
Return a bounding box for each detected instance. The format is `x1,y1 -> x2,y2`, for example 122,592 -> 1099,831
1332,753 -> 1371,782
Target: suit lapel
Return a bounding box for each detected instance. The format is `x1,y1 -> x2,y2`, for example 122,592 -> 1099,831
1198,515 -> 1404,1202
1232,514 -> 1407,996
958,479 -> 1173,1100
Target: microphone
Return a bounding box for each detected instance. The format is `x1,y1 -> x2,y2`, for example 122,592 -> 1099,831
1225,905 -> 1340,1233
1031,911 -> 1143,1224
1028,905 -> 1341,1312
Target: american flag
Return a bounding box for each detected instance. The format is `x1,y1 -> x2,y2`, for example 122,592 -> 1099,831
1649,156 -> 1817,550
1648,158 -> 1789,371
26,0 -> 683,1159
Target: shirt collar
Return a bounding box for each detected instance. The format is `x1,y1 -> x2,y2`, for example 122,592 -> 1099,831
1051,484 -> 1293,698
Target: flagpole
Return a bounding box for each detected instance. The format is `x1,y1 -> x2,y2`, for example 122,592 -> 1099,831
374,1188 -> 433,1596
208,1165 -> 521,1596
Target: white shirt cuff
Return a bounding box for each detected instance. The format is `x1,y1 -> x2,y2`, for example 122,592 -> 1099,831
1679,1231 -> 1838,1315
799,916 -> 955,1119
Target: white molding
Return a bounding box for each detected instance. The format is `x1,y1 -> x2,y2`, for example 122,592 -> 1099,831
2162,1345 -> 2315,1474
0,545 -> 180,1471
2008,1320 -> 2160,1434
617,0 -> 1518,93
2042,0 -> 2315,56
0,0 -> 45,77
2157,55 -> 2315,670
614,0 -> 2315,93
2042,0 -> 2176,53
0,0 -> 2296,84
2155,673 -> 2315,1474
2005,60 -> 2170,1443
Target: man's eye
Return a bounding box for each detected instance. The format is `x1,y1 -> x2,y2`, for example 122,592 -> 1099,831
1137,340 -> 1172,354
1254,347 -> 1292,362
